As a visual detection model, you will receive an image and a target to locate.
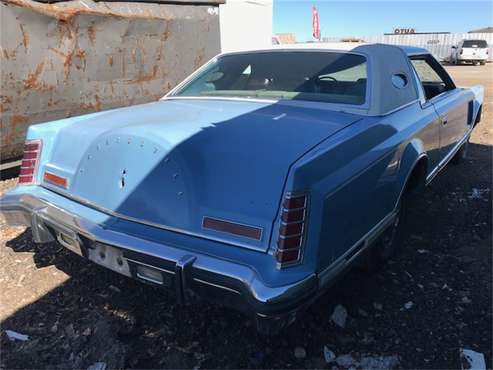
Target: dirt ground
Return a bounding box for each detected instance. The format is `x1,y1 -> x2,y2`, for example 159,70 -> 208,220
0,64 -> 491,369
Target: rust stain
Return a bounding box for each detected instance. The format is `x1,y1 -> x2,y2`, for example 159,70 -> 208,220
1,48 -> 17,60
63,50 -> 74,79
5,114 -> 29,146
194,47 -> 206,69
87,25 -> 96,46
76,49 -> 86,59
47,98 -> 61,107
11,114 -> 28,125
127,65 -> 159,84
79,102 -> 95,110
94,95 -> 102,111
107,55 -> 113,66
75,49 -> 86,71
156,24 -> 170,62
23,62 -> 44,89
3,0 -> 175,21
1,96 -> 13,106
19,23 -> 29,50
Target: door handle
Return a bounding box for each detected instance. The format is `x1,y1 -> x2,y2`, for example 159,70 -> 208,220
441,115 -> 449,125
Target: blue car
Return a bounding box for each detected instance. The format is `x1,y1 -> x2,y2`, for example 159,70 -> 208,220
0,44 -> 484,333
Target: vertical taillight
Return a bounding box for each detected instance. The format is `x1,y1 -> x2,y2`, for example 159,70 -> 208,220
18,140 -> 42,185
276,193 -> 308,267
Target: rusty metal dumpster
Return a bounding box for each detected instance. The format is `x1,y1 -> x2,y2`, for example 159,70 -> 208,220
0,0 -> 222,161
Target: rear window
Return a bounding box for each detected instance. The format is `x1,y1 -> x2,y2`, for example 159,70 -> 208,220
172,51 -> 367,105
463,40 -> 488,48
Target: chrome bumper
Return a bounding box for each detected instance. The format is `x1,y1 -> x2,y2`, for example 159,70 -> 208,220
0,192 -> 317,331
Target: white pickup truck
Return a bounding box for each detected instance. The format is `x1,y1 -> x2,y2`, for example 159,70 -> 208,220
451,39 -> 489,65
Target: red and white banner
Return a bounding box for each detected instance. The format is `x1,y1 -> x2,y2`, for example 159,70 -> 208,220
312,6 -> 321,40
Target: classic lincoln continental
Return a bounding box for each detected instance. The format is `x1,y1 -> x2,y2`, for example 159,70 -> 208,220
0,44 -> 483,332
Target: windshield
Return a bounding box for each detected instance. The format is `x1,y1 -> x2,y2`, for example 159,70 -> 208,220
172,51 -> 367,105
463,40 -> 488,48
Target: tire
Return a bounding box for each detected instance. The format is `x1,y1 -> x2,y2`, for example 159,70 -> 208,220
451,139 -> 469,165
360,191 -> 410,271
480,61 -> 486,66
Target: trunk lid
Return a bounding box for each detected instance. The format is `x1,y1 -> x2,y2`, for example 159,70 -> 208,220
43,99 -> 360,251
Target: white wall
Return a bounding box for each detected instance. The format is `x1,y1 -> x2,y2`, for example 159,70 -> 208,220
324,33 -> 493,61
219,0 -> 273,53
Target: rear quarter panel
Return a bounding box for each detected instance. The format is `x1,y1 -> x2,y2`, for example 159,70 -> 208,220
276,101 -> 441,272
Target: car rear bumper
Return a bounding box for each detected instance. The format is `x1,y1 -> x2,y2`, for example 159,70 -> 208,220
458,56 -> 487,61
0,191 -> 317,332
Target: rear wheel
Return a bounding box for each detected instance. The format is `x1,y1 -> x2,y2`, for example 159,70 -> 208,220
360,191 -> 410,271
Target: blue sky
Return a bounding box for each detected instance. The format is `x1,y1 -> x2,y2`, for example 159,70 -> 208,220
273,0 -> 493,41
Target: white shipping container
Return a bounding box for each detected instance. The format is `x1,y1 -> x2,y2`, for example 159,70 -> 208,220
219,0 -> 273,53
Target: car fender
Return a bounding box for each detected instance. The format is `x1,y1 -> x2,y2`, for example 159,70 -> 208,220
395,138 -> 428,206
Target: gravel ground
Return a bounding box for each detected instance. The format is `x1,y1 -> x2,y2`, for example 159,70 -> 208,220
0,64 -> 491,369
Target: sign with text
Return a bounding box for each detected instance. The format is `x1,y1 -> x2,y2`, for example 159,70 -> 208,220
394,28 -> 416,34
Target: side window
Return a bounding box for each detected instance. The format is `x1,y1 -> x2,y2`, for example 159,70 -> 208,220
411,60 -> 443,83
410,55 -> 455,101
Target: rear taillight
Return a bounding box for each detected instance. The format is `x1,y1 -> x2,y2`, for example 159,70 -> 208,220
276,193 -> 308,267
18,140 -> 42,185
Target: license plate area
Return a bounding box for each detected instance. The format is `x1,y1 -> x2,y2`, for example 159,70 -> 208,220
87,242 -> 131,277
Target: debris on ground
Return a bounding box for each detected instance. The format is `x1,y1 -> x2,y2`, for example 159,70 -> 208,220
294,347 -> 306,359
460,348 -> 486,370
87,362 -> 107,370
330,304 -> 348,328
403,301 -> 414,310
108,285 -> 121,293
461,296 -> 472,304
328,352 -> 400,369
4,330 -> 29,341
467,188 -> 490,200
323,346 -> 336,363
335,353 -> 356,367
359,354 -> 400,369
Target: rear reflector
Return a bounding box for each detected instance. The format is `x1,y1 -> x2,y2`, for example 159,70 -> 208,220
18,140 -> 42,185
281,208 -> 305,223
279,221 -> 303,236
203,217 -> 262,240
278,235 -> 302,249
44,172 -> 68,188
276,192 -> 308,267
